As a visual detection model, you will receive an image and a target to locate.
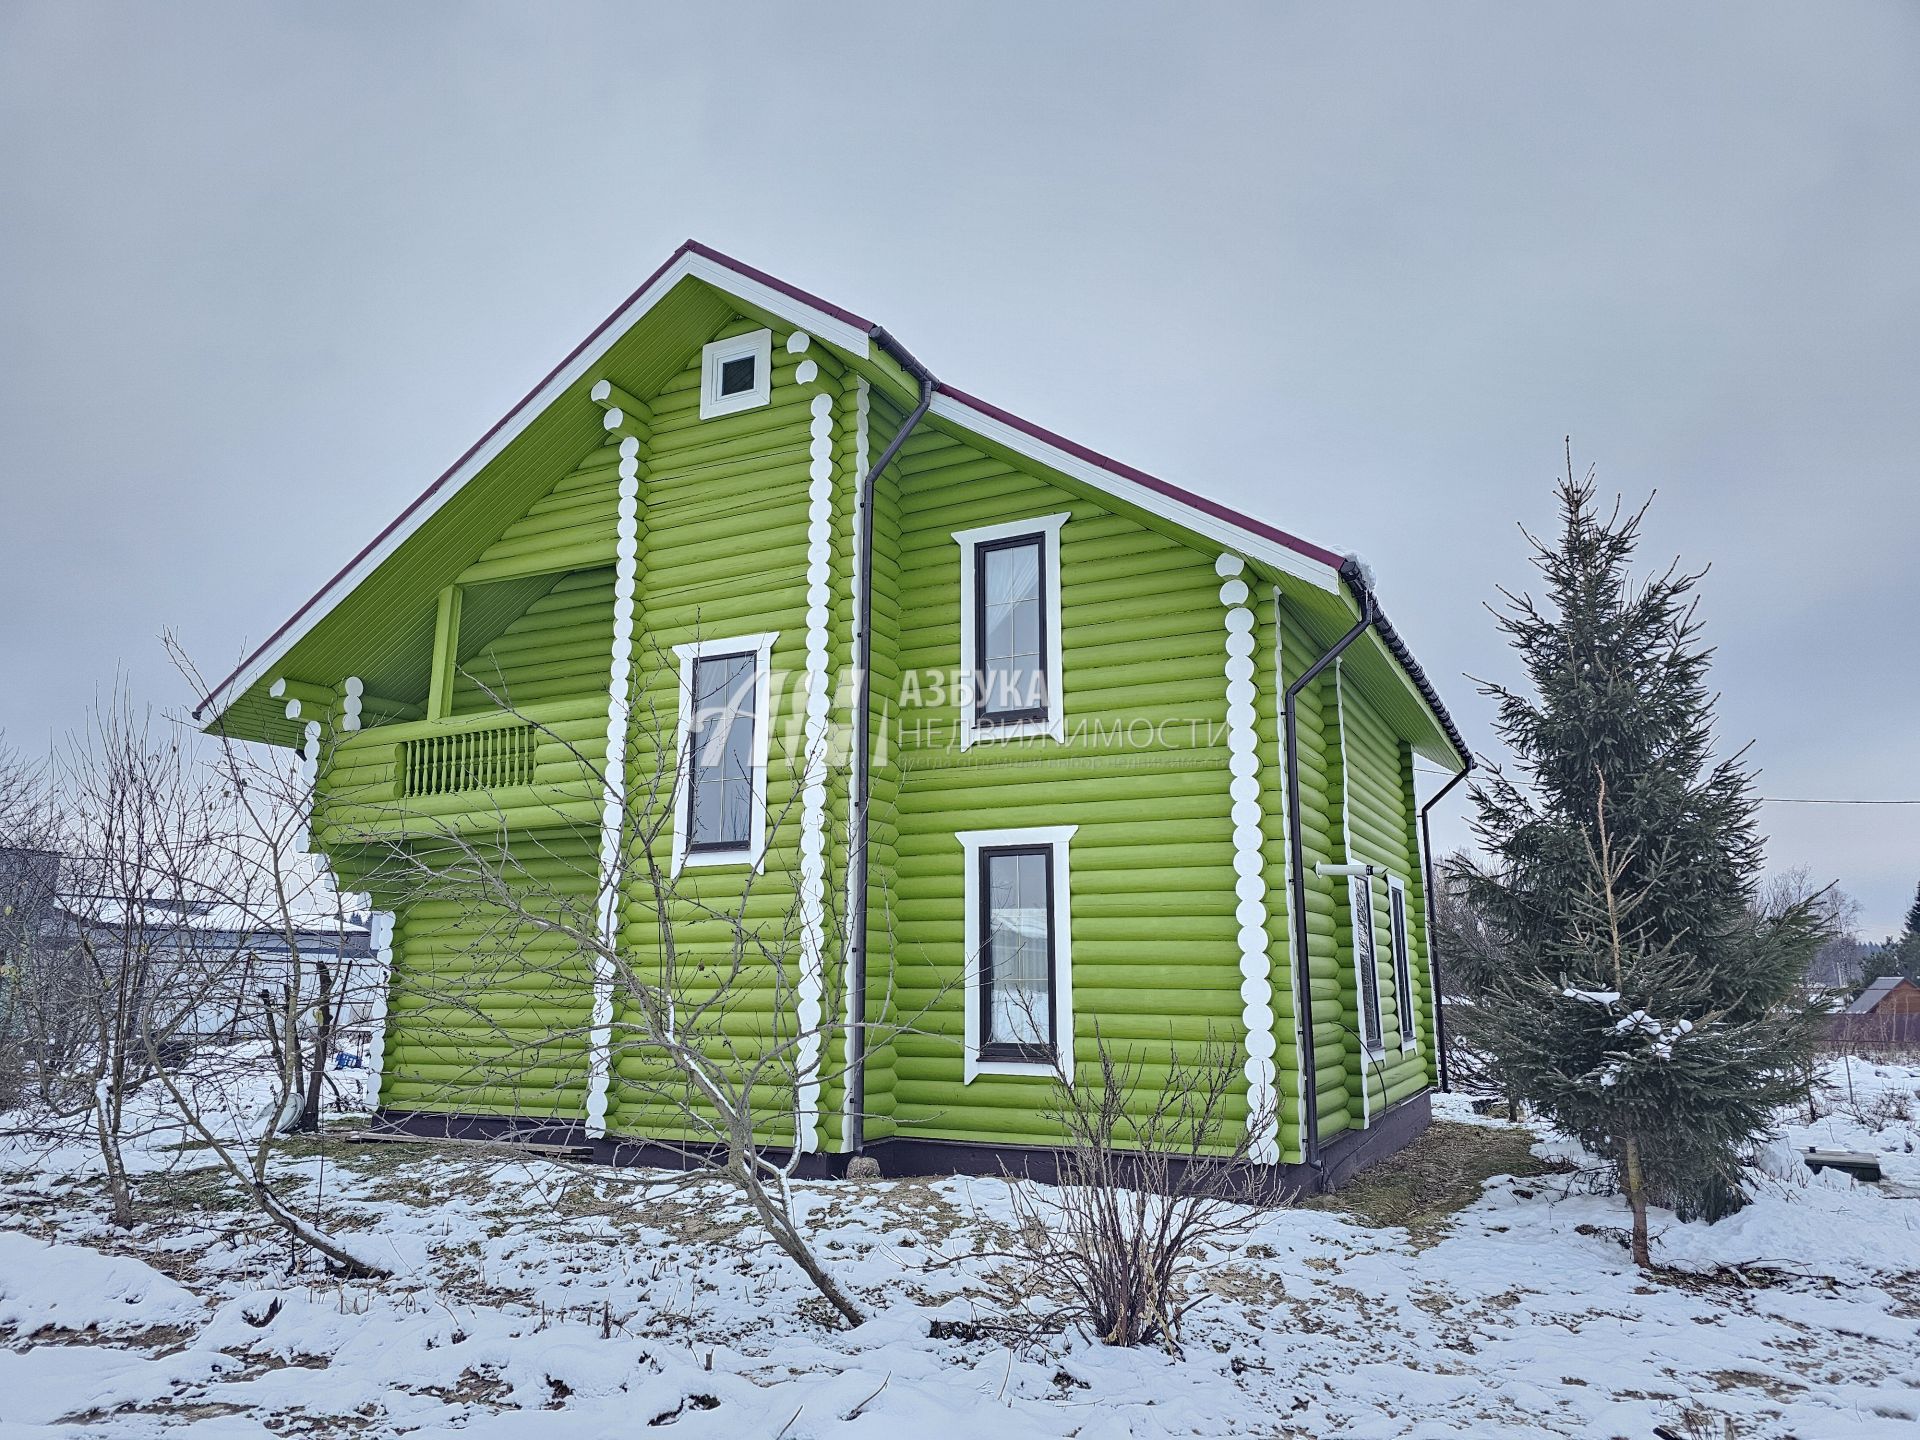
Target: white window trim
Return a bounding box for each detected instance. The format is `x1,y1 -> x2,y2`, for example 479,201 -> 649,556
670,632 -> 778,874
958,824 -> 1077,1083
699,328 -> 773,420
1350,872 -> 1387,1059
1388,874 -> 1418,1052
952,512 -> 1068,750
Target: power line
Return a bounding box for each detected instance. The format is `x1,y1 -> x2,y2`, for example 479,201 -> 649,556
1755,797 -> 1920,806
1414,765 -> 1920,807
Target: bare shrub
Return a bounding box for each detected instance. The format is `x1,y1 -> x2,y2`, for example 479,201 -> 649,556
2,695 -> 235,1228
142,669 -> 388,1278
315,636 -> 947,1323
974,1030 -> 1287,1354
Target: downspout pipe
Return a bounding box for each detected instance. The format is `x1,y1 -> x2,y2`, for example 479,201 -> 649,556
1419,759 -> 1473,1092
846,325 -> 936,1154
1283,582 -> 1375,1171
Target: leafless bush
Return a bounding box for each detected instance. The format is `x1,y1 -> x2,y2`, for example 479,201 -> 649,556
1655,1403 -> 1743,1440
970,1029 -> 1287,1354
1,694 -> 237,1227
4,661 -> 384,1271
145,662 -> 387,1277
315,636 -> 946,1322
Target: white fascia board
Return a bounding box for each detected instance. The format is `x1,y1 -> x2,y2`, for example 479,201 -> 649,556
1355,622 -> 1467,769
212,253 -> 870,716
679,253 -> 871,357
928,391 -> 1341,595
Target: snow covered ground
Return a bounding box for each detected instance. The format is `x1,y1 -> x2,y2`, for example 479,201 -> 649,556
2,1058 -> 1916,1438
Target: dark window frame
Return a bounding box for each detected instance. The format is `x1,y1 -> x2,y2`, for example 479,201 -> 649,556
971,531 -> 1050,728
1390,880 -> 1416,1046
1352,874 -> 1384,1053
975,842 -> 1058,1064
684,648 -> 759,857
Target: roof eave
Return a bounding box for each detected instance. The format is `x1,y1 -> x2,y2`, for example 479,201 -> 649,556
195,242 -> 1416,735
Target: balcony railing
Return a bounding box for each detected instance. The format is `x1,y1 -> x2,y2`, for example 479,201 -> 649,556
399,722 -> 537,799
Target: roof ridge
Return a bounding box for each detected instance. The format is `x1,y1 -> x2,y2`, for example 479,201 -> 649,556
195,242 -> 1449,761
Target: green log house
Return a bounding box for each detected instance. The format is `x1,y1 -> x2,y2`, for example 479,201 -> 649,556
197,242 -> 1469,1189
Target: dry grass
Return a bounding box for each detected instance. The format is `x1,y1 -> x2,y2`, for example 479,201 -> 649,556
1305,1120 -> 1567,1239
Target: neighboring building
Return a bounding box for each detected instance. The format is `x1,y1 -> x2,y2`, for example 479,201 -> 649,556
1846,976 -> 1920,1017
1830,974 -> 1920,1053
52,895 -> 374,1046
192,242 -> 1469,1189
0,846 -> 63,1048
0,845 -> 62,964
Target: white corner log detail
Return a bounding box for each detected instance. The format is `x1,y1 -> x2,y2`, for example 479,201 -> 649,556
366,910 -> 395,1103
585,401 -> 644,1139
1217,552 -> 1279,1165
793,361 -> 834,1154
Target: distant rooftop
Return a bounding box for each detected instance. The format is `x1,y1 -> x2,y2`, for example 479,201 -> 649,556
1845,975 -> 1919,1014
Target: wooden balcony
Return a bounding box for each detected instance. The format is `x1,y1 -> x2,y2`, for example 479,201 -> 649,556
314,699 -> 608,844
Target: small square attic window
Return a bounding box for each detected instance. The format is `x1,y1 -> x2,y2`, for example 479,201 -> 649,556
699,329 -> 773,419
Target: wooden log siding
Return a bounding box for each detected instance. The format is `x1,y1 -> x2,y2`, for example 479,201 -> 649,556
605,318 -> 843,1146
1321,662 -> 1428,1132
1276,604 -> 1353,1145
835,377 -> 874,1149
356,411 -> 637,1122
855,388 -> 909,1144
207,254 -> 1467,1180
1255,588 -> 1306,1162
877,424 -> 1247,1152
1338,670 -> 1430,1106
448,568 -> 618,715
379,833 -> 600,1120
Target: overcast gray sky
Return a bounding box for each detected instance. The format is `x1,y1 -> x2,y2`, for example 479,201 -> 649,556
2,3 -> 1915,935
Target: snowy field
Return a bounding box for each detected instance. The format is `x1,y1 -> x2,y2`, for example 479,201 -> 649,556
2,1058 -> 1917,1438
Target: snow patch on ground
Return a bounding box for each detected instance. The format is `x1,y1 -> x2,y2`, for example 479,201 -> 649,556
0,1231 -> 204,1337
1,1055 -> 1916,1437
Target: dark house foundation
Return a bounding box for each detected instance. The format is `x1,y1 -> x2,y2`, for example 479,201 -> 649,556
369,1091 -> 1432,1197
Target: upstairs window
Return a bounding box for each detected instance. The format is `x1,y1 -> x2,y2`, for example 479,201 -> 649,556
953,513 -> 1068,748
976,536 -> 1047,724
671,633 -> 777,870
1389,877 -> 1416,1048
699,329 -> 772,419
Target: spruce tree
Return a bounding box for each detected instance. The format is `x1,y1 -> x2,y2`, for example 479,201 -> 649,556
1884,881 -> 1920,977
1452,453 -> 1824,1260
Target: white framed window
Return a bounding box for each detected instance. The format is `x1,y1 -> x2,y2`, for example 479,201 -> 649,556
671,632 -> 778,872
952,513 -> 1068,749
958,824 -> 1076,1082
698,328 -> 773,420
1350,873 -> 1385,1055
1388,875 -> 1417,1050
